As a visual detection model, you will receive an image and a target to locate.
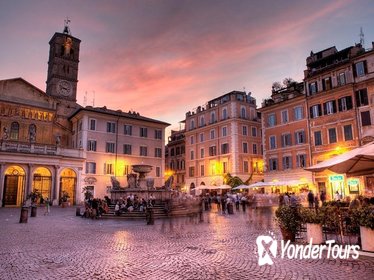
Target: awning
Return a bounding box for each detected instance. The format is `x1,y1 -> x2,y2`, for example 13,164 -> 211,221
305,142 -> 374,176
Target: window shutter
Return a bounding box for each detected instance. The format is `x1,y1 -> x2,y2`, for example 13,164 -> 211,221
104,163 -> 106,174
363,89 -> 369,105
347,96 -> 353,110
309,107 -> 313,118
281,135 -> 285,147
353,63 -> 357,77
355,91 -> 360,107
364,60 -> 368,75
332,100 -> 337,113
338,98 -> 342,112
323,102 -> 327,115
318,104 -> 322,116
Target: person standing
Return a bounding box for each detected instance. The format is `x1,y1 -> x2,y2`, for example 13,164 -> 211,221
307,190 -> 314,208
44,197 -> 50,215
320,191 -> 326,205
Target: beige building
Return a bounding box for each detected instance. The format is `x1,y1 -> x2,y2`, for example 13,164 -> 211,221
69,107 -> 169,199
184,91 -> 263,192
260,82 -> 313,193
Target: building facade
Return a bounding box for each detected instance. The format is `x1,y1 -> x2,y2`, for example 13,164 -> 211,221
184,91 -> 263,192
0,23 -> 170,206
304,43 -> 374,199
165,129 -> 186,191
260,82 -> 313,193
69,107 -> 169,199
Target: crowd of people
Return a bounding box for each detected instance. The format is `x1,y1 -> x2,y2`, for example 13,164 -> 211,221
82,197 -> 110,219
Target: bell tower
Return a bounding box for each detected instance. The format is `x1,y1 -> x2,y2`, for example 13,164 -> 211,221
46,18 -> 81,102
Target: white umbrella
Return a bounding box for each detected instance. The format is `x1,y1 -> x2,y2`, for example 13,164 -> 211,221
305,142 -> 374,176
217,184 -> 232,190
232,184 -> 249,190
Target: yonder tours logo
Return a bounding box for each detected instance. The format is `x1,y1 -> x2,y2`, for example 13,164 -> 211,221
256,233 -> 360,266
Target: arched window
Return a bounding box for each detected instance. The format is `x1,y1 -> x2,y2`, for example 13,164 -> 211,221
190,119 -> 195,130
222,108 -> 227,120
211,112 -> 216,123
241,107 -> 246,119
200,116 -> 205,127
10,122 -> 19,140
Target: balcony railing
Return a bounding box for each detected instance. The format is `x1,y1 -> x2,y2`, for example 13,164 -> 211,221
0,140 -> 85,158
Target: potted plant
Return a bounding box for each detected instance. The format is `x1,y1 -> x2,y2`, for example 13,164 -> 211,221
300,207 -> 323,244
60,191 -> 70,208
275,205 -> 302,242
358,206 -> 374,252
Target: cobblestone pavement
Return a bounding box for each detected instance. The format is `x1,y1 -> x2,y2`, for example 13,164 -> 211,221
0,206 -> 373,280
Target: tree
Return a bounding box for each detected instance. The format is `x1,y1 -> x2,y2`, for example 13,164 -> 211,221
283,77 -> 296,87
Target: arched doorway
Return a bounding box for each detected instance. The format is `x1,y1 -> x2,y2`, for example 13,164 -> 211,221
190,182 -> 195,195
60,168 -> 77,205
33,167 -> 52,204
2,166 -> 26,206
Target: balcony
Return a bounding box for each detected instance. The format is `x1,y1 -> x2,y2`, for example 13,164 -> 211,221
0,140 -> 85,158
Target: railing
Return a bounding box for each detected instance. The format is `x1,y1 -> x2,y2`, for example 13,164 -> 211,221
0,140 -> 84,158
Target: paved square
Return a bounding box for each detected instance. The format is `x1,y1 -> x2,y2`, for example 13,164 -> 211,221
0,207 -> 373,280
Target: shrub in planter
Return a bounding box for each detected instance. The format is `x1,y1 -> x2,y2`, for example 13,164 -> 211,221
318,204 -> 340,233
300,207 -> 323,244
358,206 -> 374,252
275,205 -> 302,242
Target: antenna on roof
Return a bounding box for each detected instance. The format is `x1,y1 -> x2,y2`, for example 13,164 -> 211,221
92,91 -> 96,107
83,91 -> 87,107
360,27 -> 365,48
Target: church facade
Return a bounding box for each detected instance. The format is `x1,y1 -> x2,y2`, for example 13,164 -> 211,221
0,23 -> 169,206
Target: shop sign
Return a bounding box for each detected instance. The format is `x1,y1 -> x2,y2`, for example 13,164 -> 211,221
84,177 -> 97,185
329,175 -> 344,182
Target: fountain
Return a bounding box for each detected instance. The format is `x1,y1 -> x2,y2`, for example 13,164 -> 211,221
132,164 -> 152,189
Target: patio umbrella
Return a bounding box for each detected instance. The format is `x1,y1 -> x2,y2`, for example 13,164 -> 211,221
217,184 -> 232,190
305,142 -> 374,176
232,184 -> 249,190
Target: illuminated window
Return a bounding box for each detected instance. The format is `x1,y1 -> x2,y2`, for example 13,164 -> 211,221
104,163 -> 114,175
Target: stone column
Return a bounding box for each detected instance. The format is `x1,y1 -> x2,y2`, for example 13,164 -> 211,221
0,163 -> 5,205
53,165 -> 60,205
76,167 -> 83,205
26,164 -> 33,195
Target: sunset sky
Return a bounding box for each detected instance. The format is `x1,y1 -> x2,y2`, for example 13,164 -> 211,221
1,0 -> 374,134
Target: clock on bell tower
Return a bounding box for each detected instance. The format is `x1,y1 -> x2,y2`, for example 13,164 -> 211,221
46,18 -> 81,101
